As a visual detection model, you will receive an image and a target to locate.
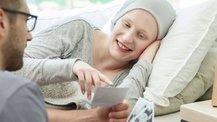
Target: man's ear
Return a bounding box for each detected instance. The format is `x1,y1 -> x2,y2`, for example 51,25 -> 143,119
0,9 -> 7,37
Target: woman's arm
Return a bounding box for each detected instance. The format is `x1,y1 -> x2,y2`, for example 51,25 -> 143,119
15,19 -> 112,98
119,59 -> 153,107
14,20 -> 85,85
16,58 -> 78,85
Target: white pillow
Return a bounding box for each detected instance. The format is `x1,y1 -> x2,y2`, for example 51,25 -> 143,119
144,0 -> 217,106
33,1 -> 121,34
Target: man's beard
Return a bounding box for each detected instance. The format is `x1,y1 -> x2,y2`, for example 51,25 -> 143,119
3,28 -> 24,71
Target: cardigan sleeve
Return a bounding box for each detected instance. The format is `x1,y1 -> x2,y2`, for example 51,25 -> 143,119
14,20 -> 89,85
118,59 -> 153,108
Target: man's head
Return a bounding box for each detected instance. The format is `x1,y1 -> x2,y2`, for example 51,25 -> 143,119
0,0 -> 22,23
0,0 -> 36,71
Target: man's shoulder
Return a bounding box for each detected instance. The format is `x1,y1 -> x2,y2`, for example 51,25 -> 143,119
0,71 -> 37,105
0,71 -> 32,87
0,72 -> 47,122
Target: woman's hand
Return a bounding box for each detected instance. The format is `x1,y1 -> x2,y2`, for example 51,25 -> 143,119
139,40 -> 161,63
96,100 -> 131,122
72,60 -> 112,99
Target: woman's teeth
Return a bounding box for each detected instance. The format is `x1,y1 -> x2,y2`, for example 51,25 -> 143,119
117,41 -> 131,51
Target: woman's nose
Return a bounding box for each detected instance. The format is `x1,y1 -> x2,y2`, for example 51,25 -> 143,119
122,29 -> 134,43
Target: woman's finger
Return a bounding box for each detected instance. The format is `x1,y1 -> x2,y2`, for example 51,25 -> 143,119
84,70 -> 93,99
86,81 -> 92,100
91,71 -> 101,86
77,70 -> 85,94
98,72 -> 113,85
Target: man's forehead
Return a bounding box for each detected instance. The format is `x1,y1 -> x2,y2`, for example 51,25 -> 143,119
20,0 -> 30,13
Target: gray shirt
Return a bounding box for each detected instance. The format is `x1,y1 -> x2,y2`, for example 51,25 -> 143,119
15,19 -> 152,108
0,71 -> 48,122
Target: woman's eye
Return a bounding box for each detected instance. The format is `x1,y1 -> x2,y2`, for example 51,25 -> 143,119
122,21 -> 130,28
138,33 -> 146,40
125,23 -> 130,28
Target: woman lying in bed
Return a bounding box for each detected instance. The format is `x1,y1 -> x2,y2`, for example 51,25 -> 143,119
14,0 -> 175,121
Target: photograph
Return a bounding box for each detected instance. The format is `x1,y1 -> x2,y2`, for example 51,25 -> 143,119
127,97 -> 154,122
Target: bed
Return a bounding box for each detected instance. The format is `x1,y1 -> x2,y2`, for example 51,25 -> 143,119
31,0 -> 217,121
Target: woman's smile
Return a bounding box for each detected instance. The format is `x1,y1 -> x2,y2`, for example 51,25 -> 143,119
116,40 -> 132,52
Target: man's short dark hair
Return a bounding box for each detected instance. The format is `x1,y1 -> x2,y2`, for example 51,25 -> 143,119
0,0 -> 22,23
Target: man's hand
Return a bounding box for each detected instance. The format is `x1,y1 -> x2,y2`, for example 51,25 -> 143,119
96,100 -> 131,122
140,40 -> 161,63
47,101 -> 130,122
73,60 -> 113,99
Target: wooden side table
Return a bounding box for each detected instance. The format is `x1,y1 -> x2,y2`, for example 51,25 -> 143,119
180,100 -> 217,122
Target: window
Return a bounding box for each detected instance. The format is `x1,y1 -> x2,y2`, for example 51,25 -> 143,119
28,0 -> 207,13
28,0 -> 116,12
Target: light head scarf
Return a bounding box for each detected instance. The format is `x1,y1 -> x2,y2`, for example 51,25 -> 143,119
111,0 -> 176,40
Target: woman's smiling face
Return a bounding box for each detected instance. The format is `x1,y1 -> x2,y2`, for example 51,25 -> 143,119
109,9 -> 158,62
